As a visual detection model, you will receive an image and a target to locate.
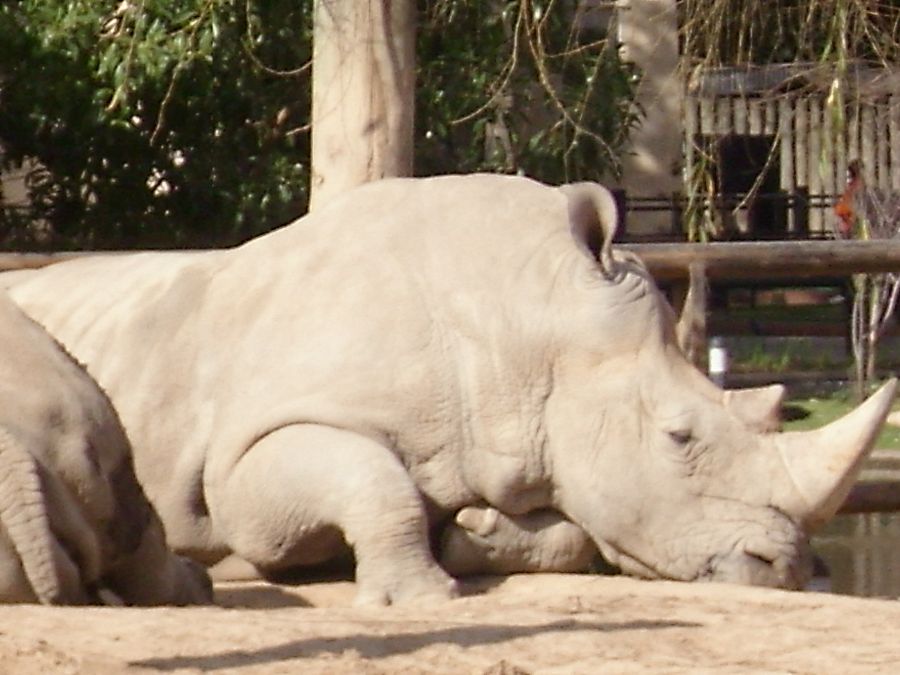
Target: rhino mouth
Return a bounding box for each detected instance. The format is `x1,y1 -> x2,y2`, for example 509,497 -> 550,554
593,529 -> 812,590
593,539 -> 667,580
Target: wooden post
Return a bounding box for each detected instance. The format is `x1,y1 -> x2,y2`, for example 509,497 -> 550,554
616,0 -> 683,236
309,0 -> 416,211
674,261 -> 708,366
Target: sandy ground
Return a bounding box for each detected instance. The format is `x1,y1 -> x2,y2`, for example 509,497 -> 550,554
0,574 -> 898,674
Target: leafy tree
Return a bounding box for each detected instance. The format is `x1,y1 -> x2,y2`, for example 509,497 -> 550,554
0,1 -> 640,249
416,0 -> 641,184
0,1 -> 313,248
679,0 -> 900,67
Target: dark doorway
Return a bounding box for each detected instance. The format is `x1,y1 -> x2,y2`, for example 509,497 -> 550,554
699,133 -> 787,239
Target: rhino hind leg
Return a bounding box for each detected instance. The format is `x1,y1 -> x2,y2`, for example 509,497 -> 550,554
440,506 -> 598,577
217,423 -> 457,606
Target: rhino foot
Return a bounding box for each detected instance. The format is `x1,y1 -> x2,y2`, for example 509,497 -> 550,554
354,561 -> 459,607
440,506 -> 597,576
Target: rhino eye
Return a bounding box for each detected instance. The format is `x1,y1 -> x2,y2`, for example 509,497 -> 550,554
668,429 -> 693,445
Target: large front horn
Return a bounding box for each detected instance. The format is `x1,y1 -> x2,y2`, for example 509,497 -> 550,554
774,379 -> 896,529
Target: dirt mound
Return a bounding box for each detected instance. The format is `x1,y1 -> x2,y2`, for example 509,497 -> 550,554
0,574 -> 897,673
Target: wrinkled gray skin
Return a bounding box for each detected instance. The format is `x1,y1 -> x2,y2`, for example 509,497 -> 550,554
438,386 -> 789,577
3,174 -> 894,605
0,291 -> 211,605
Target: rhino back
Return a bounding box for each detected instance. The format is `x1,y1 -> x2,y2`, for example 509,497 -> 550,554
6,175 -> 596,533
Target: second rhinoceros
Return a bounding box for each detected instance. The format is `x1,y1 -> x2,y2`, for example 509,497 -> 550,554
0,290 -> 211,605
4,174 -> 894,604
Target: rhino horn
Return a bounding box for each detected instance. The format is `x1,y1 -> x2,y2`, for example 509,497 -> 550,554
774,378 -> 896,529
724,384 -> 786,432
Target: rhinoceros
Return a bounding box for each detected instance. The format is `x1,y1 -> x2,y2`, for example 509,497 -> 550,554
3,174 -> 894,605
0,290 -> 212,605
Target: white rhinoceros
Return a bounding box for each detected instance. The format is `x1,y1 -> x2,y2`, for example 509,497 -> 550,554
3,174 -> 894,605
0,290 -> 212,605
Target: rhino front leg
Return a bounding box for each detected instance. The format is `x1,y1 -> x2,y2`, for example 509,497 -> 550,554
218,424 -> 457,606
440,506 -> 597,576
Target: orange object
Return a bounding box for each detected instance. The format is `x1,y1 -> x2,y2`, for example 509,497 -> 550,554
834,160 -> 862,237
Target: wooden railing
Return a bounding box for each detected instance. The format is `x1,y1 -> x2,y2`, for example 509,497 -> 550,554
622,240 -> 900,282
3,242 -> 900,514
4,240 -> 900,276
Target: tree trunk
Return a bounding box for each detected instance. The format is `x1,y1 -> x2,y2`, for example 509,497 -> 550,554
309,0 -> 416,211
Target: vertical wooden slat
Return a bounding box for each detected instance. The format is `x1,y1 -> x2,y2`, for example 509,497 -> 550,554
876,100 -> 890,193
699,96 -> 714,137
748,97 -> 763,136
715,96 -> 731,137
833,95 -> 848,202
795,97 -> 809,191
820,92 -> 840,201
891,95 -> 900,193
764,98 -> 777,136
848,100 -> 861,168
861,103 -> 876,191
733,95 -> 747,136
714,97 -> 732,232
808,98 -> 823,234
779,95 -> 796,233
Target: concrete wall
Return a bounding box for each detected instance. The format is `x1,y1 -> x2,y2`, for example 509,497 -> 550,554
616,0 -> 683,235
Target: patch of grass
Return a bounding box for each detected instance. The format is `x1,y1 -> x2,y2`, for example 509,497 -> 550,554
719,301 -> 847,324
731,343 -> 846,374
783,386 -> 900,449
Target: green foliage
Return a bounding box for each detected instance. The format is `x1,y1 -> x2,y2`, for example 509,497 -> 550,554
0,1 -> 641,249
416,0 -> 641,183
0,0 -> 313,248
679,0 -> 900,67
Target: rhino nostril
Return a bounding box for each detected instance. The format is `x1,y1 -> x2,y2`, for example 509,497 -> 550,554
746,552 -> 775,567
742,545 -> 778,568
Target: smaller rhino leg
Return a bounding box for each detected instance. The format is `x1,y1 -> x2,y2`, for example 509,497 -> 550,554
440,506 -> 597,576
217,424 -> 457,606
103,517 -> 212,606
102,458 -> 212,606
0,531 -> 38,603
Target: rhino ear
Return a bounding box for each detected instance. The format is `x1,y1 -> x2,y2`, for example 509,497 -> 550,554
558,182 -> 619,279
723,384 -> 786,432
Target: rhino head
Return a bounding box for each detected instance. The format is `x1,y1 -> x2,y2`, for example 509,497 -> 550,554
538,183 -> 895,590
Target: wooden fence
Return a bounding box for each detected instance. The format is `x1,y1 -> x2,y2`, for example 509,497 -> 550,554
2,241 -> 900,514
684,90 -> 900,237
